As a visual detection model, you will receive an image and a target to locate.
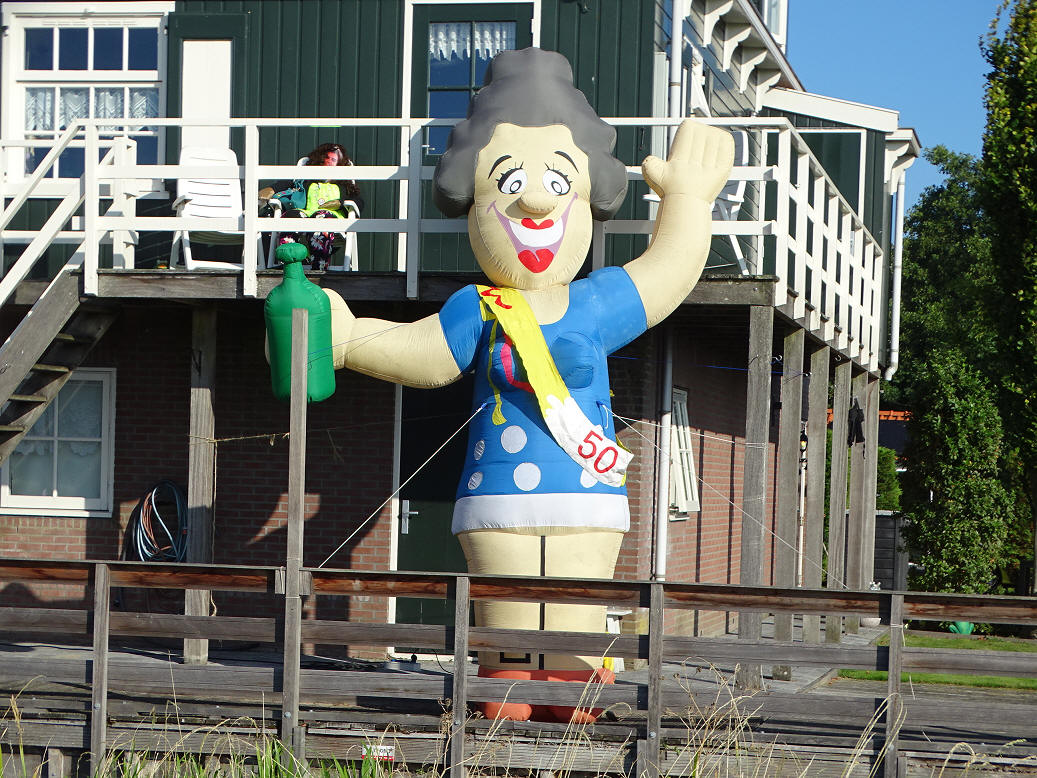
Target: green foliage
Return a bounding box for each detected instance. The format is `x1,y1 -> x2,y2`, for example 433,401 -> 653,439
980,0 -> 1037,591
899,350 -> 1014,593
875,447 -> 901,511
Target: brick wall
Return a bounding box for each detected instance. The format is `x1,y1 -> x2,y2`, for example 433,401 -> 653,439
0,304 -> 397,637
1,302 -> 780,644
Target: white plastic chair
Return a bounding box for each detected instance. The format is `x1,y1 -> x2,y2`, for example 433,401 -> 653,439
642,128 -> 749,274
712,129 -> 749,274
269,157 -> 360,271
170,146 -> 272,270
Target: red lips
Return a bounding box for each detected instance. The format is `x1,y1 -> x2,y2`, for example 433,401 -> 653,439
518,249 -> 555,273
521,218 -> 554,230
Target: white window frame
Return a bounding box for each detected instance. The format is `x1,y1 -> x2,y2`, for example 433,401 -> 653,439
0,368 -> 117,518
669,387 -> 700,517
0,2 -> 174,196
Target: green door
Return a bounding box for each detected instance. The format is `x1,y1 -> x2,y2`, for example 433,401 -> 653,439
411,4 -> 533,273
395,376 -> 474,625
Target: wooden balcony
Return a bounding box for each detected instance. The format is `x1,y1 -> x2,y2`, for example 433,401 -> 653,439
1,116 -> 888,371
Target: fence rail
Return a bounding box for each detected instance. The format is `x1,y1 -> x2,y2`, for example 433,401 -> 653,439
1,115 -> 886,369
1,558 -> 1036,777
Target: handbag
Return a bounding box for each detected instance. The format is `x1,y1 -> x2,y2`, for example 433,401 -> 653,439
273,179 -> 307,210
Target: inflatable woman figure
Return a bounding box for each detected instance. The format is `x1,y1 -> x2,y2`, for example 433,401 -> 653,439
326,48 -> 733,722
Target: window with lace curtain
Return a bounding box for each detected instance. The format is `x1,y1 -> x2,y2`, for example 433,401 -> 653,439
4,8 -> 168,181
425,20 -> 517,155
1,370 -> 116,516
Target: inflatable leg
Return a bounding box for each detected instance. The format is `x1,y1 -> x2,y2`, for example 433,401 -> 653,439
459,530 -> 624,723
543,667 -> 615,724
476,667 -> 534,721
541,531 -> 623,723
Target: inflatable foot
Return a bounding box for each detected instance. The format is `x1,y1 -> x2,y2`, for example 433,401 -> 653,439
544,667 -> 615,724
476,668 -> 533,721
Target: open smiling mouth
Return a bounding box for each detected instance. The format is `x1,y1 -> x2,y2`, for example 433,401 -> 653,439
490,194 -> 578,273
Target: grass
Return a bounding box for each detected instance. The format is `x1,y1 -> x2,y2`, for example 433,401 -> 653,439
837,628 -> 1037,690
837,669 -> 1037,690
877,631 -> 1037,653
1,663 -> 1032,777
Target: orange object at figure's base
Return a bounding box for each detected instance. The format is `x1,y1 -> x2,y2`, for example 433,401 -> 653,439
476,666 -> 615,723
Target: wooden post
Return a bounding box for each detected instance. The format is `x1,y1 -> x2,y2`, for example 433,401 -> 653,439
773,327 -> 804,680
802,345 -> 830,643
637,582 -> 664,778
281,309 -> 308,760
449,575 -> 471,778
185,306 -> 217,665
736,305 -> 773,690
862,376 -> 881,589
44,748 -> 66,778
825,359 -> 851,643
89,563 -> 110,777
884,593 -> 905,778
846,370 -> 869,634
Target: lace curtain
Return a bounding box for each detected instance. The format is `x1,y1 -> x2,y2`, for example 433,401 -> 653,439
58,88 -> 89,130
428,22 -> 515,63
25,87 -> 54,132
9,380 -> 102,498
26,86 -> 157,133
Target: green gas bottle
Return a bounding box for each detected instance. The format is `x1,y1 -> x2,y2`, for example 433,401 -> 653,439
264,242 -> 336,402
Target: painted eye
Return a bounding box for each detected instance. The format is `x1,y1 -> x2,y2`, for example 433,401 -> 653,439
543,169 -> 571,195
497,168 -> 527,194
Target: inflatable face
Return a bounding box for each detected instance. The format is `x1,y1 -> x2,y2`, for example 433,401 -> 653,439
468,124 -> 593,291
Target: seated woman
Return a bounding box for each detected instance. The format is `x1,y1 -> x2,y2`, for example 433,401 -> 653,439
277,142 -> 364,270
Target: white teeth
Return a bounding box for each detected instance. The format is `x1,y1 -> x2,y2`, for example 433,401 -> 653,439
509,218 -> 563,248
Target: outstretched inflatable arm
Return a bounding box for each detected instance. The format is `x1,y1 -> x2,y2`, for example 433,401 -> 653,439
325,289 -> 461,389
624,120 -> 736,328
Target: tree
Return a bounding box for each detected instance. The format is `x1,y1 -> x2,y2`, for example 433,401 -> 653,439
875,447 -> 901,512
899,350 -> 1014,593
982,0 -> 1037,592
889,144 -> 1031,592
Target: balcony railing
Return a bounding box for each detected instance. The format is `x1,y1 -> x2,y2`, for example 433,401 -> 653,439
0,116 -> 886,369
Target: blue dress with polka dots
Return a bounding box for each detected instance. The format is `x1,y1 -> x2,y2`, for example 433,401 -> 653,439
438,266 -> 647,534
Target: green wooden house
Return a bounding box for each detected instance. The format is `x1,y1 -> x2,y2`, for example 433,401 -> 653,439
0,0 -> 918,650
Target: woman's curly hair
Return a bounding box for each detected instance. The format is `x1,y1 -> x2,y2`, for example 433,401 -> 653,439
305,142 -> 362,201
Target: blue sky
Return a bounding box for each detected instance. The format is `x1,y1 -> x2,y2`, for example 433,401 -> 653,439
784,0 -> 1002,208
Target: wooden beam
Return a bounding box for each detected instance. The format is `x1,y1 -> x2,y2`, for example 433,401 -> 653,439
845,370 -> 869,634
825,360 -> 851,643
735,305 -> 773,690
640,582 -> 664,778
772,327 -> 804,680
449,576 -> 470,778
862,376 -> 881,588
281,308 -> 309,757
89,563 -> 110,777
802,345 -> 830,644
185,306 -> 218,665
884,593 -> 904,778
91,271 -> 779,308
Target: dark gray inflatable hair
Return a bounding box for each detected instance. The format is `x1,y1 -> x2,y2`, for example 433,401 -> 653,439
432,47 -> 628,221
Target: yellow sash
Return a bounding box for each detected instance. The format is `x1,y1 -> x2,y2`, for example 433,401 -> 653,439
476,285 -> 631,486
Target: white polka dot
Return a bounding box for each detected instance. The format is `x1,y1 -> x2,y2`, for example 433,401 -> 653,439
513,462 -> 541,491
500,425 -> 527,454
473,440 -> 485,461
467,471 -> 484,490
580,469 -> 597,488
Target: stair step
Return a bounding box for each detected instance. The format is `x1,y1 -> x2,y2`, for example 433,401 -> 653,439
8,394 -> 47,403
32,363 -> 71,374
53,332 -> 95,345
0,425 -> 26,434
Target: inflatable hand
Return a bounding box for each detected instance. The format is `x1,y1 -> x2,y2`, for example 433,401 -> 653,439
543,394 -> 632,488
641,119 -> 736,203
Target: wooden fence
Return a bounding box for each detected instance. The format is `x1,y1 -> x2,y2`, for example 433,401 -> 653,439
2,557 -> 1037,777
